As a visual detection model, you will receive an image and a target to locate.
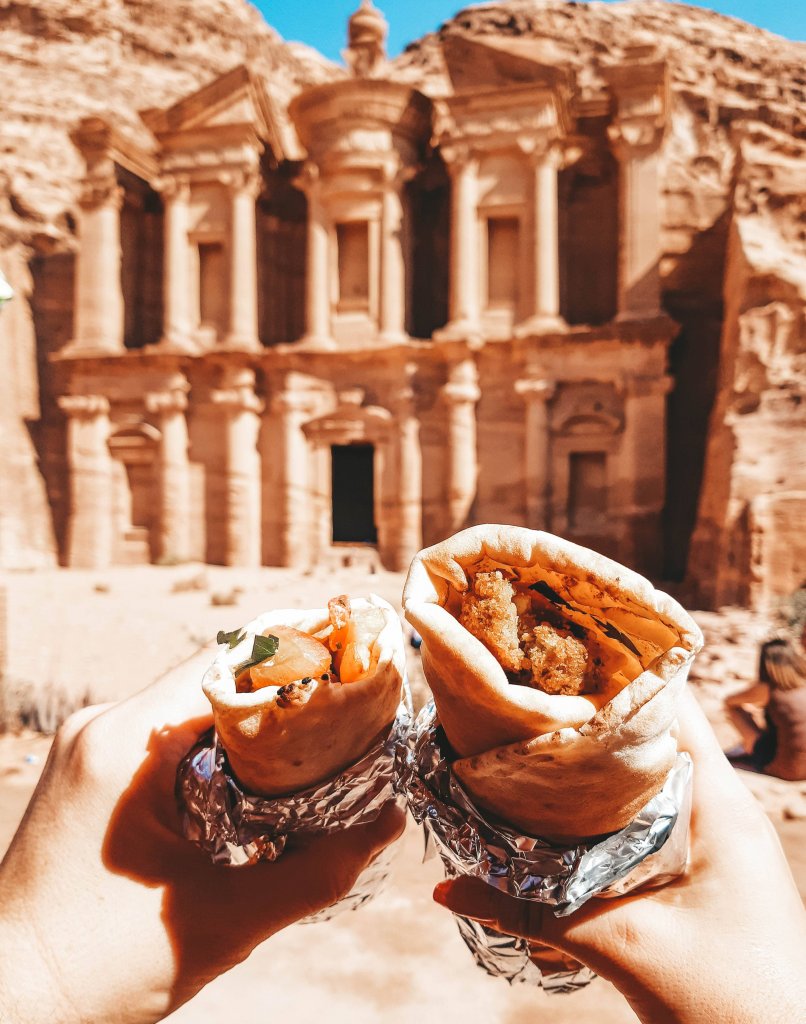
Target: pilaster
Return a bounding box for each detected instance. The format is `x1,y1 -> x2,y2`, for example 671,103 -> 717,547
156,174 -> 197,353
515,376 -> 556,530
604,55 -> 668,321
210,367 -> 263,567
382,369 -> 422,570
58,395 -> 113,568
441,355 -> 480,534
223,168 -> 261,351
145,380 -> 191,563
440,145 -> 481,340
299,167 -> 333,347
267,386 -> 315,568
69,173 -> 125,355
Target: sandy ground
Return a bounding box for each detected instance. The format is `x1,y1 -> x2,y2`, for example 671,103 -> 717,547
1,564 -> 805,1023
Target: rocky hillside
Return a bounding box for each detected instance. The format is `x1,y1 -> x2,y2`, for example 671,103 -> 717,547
394,0 -> 806,596
0,0 -> 336,250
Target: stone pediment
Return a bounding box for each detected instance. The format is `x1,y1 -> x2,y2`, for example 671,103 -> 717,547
140,64 -> 294,161
441,33 -> 572,94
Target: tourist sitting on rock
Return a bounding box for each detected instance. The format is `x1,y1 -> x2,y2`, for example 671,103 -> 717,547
725,599 -> 806,782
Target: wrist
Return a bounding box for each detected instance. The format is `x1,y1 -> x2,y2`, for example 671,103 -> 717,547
0,908 -> 77,1024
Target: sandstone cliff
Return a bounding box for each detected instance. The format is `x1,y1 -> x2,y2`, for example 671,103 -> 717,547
394,0 -> 806,601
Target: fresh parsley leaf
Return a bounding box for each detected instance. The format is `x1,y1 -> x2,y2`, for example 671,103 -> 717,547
233,633 -> 280,677
216,626 -> 246,649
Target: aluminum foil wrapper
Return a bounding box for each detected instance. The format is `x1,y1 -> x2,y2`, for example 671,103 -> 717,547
176,695 -> 411,920
401,702 -> 692,991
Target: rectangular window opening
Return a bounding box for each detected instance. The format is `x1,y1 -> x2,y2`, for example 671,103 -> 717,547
198,242 -> 226,337
486,216 -> 519,309
331,444 -> 377,544
336,221 -> 370,312
568,452 -> 607,531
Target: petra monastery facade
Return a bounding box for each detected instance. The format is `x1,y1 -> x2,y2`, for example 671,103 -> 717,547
55,3 -> 679,576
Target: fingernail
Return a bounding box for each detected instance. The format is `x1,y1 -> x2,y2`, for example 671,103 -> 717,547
433,881 -> 452,907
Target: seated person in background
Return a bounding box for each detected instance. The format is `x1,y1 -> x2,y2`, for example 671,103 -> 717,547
726,597 -> 806,782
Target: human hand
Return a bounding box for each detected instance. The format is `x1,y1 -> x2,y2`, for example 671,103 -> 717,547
433,688 -> 806,1024
0,647 -> 405,1024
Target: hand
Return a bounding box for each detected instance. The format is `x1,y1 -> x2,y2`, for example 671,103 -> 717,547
434,688 -> 806,1024
0,648 -> 405,1024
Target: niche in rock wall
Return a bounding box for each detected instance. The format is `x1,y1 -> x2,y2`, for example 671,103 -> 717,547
119,170 -> 163,349
560,130 -> 618,326
258,166 -> 307,345
108,423 -> 159,564
408,157 -> 449,338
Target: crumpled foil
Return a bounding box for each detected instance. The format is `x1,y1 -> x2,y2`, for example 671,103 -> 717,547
176,694 -> 411,920
400,701 -> 693,990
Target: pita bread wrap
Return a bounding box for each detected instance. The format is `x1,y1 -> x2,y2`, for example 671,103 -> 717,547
403,525 -> 702,842
203,595 -> 405,797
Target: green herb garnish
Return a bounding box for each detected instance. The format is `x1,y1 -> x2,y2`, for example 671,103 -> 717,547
216,626 -> 246,649
233,633 -> 280,677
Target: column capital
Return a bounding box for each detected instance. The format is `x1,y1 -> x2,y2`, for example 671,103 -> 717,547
58,394 -> 110,418
269,388 -> 316,415
440,143 -> 477,175
145,385 -> 189,415
294,161 -> 321,195
223,166 -> 263,199
607,117 -> 665,158
78,176 -> 124,211
211,387 -> 264,415
621,373 -> 674,398
154,173 -> 191,201
516,134 -> 565,168
515,377 -> 556,403
442,358 -> 481,405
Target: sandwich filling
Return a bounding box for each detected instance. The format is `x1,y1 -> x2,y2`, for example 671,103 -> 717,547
459,569 -> 610,696
221,594 -> 385,701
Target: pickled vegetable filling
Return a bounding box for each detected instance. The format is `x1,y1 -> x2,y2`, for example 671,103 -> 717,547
229,594 -> 385,700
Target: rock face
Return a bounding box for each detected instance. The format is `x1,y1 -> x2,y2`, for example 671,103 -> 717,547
1,0 -> 804,608
393,0 -> 806,607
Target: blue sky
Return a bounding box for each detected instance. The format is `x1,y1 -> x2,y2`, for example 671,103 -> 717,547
253,1 -> 806,57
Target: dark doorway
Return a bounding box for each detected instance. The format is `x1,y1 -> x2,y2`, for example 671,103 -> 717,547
331,444 -> 377,543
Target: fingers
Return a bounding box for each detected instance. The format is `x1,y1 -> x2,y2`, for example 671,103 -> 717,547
434,876 -> 547,938
433,875 -> 656,983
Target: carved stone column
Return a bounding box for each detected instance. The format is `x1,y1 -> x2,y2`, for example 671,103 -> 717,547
157,175 -> 195,352
379,166 -> 407,344
269,387 -> 313,568
515,377 -> 556,530
71,176 -> 125,354
383,371 -> 422,571
301,169 -> 332,345
441,356 -> 480,533
58,395 -> 113,568
619,373 -> 672,571
211,368 -> 263,567
145,382 -> 191,563
224,168 -> 261,350
605,56 -> 667,320
443,147 -> 480,337
522,145 -> 565,333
